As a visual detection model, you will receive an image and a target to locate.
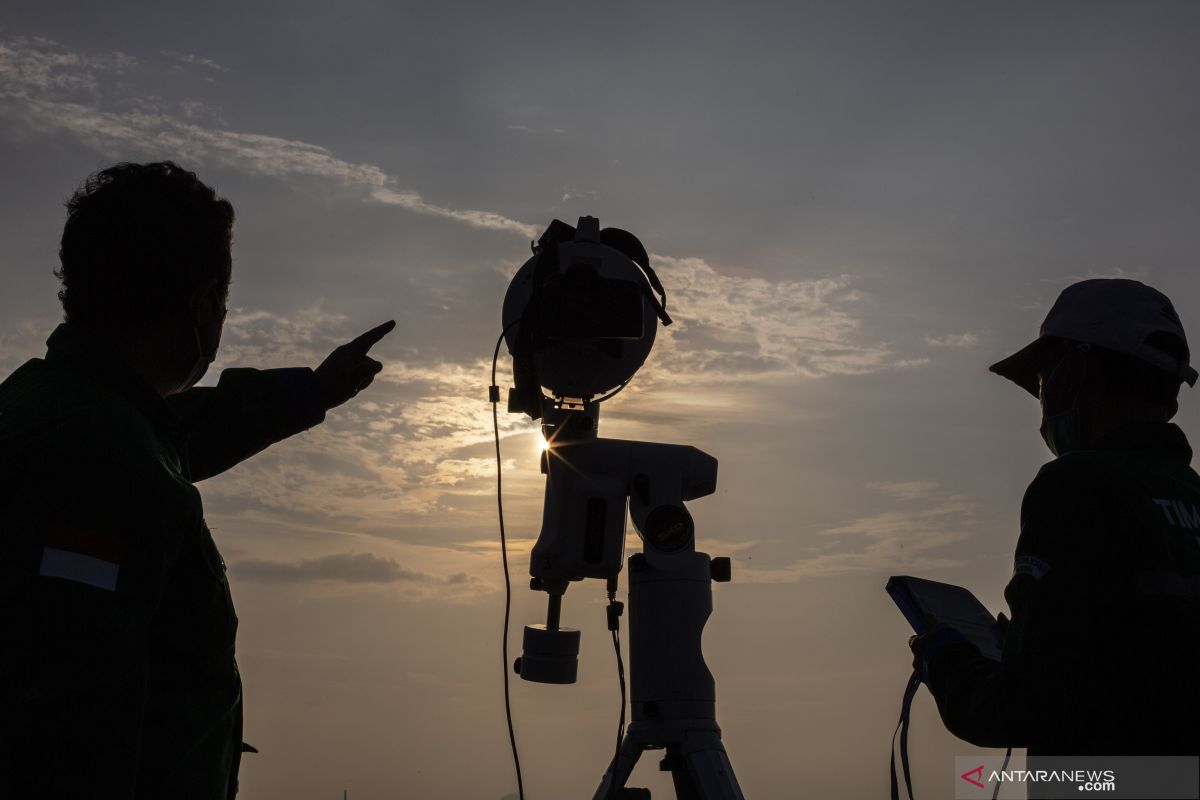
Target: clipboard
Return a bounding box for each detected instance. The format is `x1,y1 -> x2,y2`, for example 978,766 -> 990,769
886,575 -> 1003,661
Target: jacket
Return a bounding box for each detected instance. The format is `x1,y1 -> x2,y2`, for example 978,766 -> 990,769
926,422 -> 1200,756
0,322 -> 326,798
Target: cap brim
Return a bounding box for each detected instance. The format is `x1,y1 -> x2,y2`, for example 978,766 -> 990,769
989,337 -> 1055,398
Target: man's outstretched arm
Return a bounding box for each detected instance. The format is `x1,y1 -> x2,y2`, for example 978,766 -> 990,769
168,319 -> 395,482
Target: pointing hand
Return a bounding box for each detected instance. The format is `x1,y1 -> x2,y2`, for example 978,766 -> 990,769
315,320 -> 396,411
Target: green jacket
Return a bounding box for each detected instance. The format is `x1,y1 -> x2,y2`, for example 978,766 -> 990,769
0,323 -> 326,798
926,422 -> 1200,755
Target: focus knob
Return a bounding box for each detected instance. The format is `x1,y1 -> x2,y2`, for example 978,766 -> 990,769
710,557 -> 732,583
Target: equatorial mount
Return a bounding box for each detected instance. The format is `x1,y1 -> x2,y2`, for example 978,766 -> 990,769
500,216 -> 743,798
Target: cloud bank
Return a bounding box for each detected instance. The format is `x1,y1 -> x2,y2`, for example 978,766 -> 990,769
649,255 -> 907,382
232,552 -> 428,583
0,33 -> 951,585
923,332 -> 979,348
0,36 -> 538,237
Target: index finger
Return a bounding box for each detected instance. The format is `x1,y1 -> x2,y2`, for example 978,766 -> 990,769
347,319 -> 396,353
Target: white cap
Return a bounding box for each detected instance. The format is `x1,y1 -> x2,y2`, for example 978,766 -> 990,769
990,278 -> 1198,397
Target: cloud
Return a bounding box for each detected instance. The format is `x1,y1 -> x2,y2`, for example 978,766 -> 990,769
161,50 -> 231,74
2,261 -> 920,549
0,36 -> 135,94
869,480 -> 940,500
214,305 -> 351,368
191,304 -> 547,530
231,551 -> 437,583
192,243 -> 924,523
923,332 -> 979,348
560,188 -> 598,203
227,549 -> 492,600
0,35 -> 537,238
738,482 -> 973,582
639,255 -> 912,384
0,34 -> 934,562
506,124 -> 564,135
428,457 -> 516,487
0,33 -> 920,400
177,98 -> 228,126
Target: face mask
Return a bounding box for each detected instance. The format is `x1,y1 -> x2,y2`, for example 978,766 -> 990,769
177,323 -> 218,392
175,287 -> 225,393
1038,345 -> 1088,457
1039,408 -> 1082,457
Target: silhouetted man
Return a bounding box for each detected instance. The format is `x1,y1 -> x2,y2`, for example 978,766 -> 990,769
911,279 -> 1200,762
0,162 -> 394,798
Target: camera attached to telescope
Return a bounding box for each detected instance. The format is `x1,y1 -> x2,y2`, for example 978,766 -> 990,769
503,215 -> 671,420
497,216 -> 743,798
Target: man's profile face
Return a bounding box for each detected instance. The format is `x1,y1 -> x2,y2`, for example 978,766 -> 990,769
172,269 -> 230,394
1037,341 -> 1076,419
203,277 -> 229,354
212,280 -> 229,334
199,245 -> 231,350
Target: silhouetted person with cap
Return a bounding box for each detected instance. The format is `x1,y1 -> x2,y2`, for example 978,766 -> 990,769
0,162 -> 395,798
911,279 -> 1200,762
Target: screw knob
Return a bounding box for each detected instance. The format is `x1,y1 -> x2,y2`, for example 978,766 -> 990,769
711,557 -> 732,582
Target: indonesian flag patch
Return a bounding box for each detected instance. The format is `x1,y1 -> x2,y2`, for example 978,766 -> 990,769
38,522 -> 122,591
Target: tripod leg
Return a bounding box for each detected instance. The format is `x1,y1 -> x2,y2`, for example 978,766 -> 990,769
671,739 -> 745,800
592,736 -> 644,800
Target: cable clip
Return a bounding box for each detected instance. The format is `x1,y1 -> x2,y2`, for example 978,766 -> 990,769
606,601 -> 624,632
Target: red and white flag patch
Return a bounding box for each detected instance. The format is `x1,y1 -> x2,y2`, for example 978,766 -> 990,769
38,522 -> 121,592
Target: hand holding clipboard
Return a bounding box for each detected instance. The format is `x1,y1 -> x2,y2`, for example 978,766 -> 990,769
887,575 -> 1004,661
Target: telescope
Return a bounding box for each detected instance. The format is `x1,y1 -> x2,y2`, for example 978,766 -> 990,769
500,216 -> 744,799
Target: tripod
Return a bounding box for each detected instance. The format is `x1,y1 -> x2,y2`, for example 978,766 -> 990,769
592,549 -> 744,800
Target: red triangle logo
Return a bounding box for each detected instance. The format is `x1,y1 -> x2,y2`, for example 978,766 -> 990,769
961,764 -> 986,789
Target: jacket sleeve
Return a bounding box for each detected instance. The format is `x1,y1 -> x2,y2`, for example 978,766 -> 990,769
168,367 -> 327,482
0,453 -> 183,798
924,459 -> 1113,749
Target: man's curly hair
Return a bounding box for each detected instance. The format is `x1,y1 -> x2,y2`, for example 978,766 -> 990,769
56,161 -> 234,330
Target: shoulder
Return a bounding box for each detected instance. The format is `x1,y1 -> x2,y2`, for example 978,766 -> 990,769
1016,451 -> 1127,573
1021,450 -> 1120,510
3,358 -> 114,428
0,359 -> 58,428
2,362 -> 197,533
5,360 -> 163,460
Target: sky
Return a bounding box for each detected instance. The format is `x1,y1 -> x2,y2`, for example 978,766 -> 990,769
2,2 -> 1200,798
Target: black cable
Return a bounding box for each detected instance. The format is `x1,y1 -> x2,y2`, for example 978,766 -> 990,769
993,748 -> 1012,800
605,629 -> 627,800
491,313 -> 632,799
605,585 -> 627,800
491,325 -> 525,800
